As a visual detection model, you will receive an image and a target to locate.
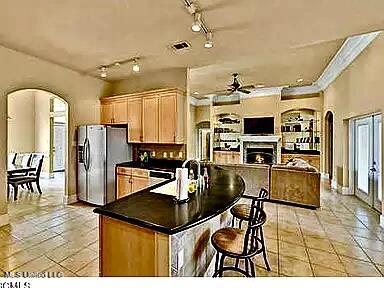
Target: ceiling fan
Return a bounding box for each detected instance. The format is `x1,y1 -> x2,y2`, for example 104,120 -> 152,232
217,73 -> 255,95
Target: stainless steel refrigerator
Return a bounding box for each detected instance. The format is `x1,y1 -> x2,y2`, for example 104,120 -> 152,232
77,125 -> 132,205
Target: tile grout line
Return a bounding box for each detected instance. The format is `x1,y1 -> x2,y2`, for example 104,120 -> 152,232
326,197 -> 383,276
294,209 -> 315,276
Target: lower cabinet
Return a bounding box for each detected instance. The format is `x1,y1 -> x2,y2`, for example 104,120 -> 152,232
116,167 -> 150,199
117,174 -> 132,199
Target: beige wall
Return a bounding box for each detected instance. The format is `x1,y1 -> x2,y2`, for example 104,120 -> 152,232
7,90 -> 36,153
110,68 -> 187,95
323,33 -> 384,210
34,91 -> 51,172
0,44 -> 110,221
195,105 -> 210,124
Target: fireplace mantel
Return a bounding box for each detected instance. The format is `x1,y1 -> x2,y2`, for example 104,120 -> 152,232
240,135 -> 281,143
239,135 -> 282,164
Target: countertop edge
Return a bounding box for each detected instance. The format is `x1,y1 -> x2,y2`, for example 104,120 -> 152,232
93,168 -> 246,235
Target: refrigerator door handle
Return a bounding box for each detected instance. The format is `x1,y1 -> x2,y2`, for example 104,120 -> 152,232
84,138 -> 90,171
86,138 -> 91,171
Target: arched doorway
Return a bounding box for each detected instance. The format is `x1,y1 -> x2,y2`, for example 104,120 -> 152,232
325,111 -> 334,179
196,121 -> 211,161
7,89 -> 69,205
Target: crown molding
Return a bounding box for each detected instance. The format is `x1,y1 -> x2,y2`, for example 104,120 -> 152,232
315,31 -> 381,90
189,31 -> 381,106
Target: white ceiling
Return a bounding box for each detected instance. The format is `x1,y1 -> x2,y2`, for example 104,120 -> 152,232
0,0 -> 383,93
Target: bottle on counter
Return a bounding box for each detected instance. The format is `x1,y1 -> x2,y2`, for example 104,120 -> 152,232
203,167 -> 209,188
188,169 -> 197,194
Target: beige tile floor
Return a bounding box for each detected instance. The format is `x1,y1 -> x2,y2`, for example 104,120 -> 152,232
1,176 -> 384,277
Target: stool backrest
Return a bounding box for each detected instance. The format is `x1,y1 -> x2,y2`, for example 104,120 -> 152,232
257,188 -> 269,210
241,199 -> 266,255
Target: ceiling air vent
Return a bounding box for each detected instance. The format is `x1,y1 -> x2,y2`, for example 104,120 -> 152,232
170,41 -> 191,52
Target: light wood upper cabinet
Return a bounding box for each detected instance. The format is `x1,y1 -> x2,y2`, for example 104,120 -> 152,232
101,88 -> 185,144
142,95 -> 159,143
101,103 -> 114,124
127,97 -> 143,142
101,98 -> 127,125
113,100 -> 128,124
159,94 -> 176,143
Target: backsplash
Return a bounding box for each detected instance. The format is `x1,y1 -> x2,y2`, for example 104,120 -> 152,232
132,143 -> 186,161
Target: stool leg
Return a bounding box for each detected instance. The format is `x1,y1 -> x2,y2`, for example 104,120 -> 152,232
13,185 -> 18,201
249,258 -> 256,277
219,254 -> 225,277
260,227 -> 271,271
245,258 -> 249,277
214,251 -> 220,274
231,216 -> 235,227
235,258 -> 240,268
238,220 -> 243,229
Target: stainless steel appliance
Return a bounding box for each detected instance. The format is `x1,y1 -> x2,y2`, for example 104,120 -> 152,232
77,125 -> 132,205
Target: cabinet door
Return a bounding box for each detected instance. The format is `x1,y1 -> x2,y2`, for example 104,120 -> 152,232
142,96 -> 159,143
131,176 -> 150,194
113,100 -> 128,124
101,103 -> 114,124
127,98 -> 143,142
159,94 -> 176,143
116,174 -> 132,199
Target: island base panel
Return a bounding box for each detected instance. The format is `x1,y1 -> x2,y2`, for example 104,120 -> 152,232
99,215 -> 171,276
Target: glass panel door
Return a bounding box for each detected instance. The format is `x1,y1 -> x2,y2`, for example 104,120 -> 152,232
373,115 -> 382,211
354,114 -> 382,211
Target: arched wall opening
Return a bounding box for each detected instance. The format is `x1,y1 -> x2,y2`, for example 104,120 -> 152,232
324,111 -> 334,179
6,88 -> 69,203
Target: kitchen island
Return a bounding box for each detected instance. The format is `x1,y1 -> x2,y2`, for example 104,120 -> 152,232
93,165 -> 245,277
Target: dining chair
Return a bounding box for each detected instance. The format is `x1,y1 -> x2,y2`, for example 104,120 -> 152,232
8,156 -> 44,201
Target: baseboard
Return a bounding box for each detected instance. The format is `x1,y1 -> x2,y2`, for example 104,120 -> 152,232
321,173 -> 330,180
331,179 -> 338,190
338,185 -> 353,195
337,184 -> 353,195
380,215 -> 384,228
63,194 -> 78,205
0,213 -> 9,227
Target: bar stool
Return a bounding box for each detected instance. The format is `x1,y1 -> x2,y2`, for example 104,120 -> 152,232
230,188 -> 270,271
211,200 -> 267,277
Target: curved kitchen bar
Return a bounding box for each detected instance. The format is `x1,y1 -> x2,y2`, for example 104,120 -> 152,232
94,165 -> 245,276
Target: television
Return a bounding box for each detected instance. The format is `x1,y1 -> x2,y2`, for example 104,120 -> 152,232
244,117 -> 275,135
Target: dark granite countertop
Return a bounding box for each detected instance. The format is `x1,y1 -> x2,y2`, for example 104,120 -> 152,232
116,159 -> 183,172
93,165 -> 245,235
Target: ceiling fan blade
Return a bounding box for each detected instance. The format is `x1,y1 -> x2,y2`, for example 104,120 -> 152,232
241,85 -> 255,89
238,89 -> 251,94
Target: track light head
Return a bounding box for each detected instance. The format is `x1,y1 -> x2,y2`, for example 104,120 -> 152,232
204,32 -> 213,48
100,66 -> 107,78
191,13 -> 201,32
132,58 -> 140,72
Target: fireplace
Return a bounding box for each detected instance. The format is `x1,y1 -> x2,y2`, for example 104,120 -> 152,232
239,135 -> 281,164
246,147 -> 274,164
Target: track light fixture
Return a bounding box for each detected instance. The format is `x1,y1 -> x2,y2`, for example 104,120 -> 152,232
204,32 -> 213,48
100,66 -> 107,78
191,13 -> 202,32
132,58 -> 140,72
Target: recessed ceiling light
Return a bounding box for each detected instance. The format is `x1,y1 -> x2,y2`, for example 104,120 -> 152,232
193,91 -> 199,95
191,13 -> 202,32
256,84 -> 265,88
297,78 -> 304,83
100,66 -> 107,78
204,32 -> 213,48
114,62 -> 121,67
